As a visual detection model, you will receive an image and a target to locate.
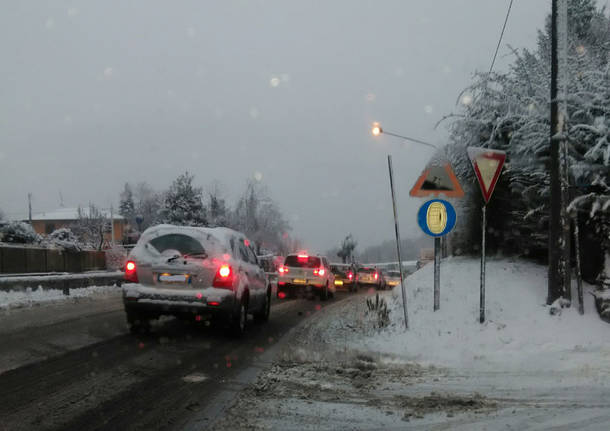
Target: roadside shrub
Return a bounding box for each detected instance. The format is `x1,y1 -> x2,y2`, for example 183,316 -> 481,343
366,293 -> 390,329
0,221 -> 40,244
42,228 -> 82,251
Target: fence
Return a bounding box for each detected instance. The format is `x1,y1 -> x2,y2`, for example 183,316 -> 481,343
0,246 -> 106,274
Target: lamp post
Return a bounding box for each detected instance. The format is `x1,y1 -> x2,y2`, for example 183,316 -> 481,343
372,122 -> 440,329
371,123 -> 438,150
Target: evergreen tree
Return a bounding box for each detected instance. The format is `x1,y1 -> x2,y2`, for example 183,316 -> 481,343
207,182 -> 229,228
157,172 -> 207,226
445,0 -> 609,276
119,183 -> 136,221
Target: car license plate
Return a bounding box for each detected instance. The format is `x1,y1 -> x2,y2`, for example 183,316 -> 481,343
158,273 -> 189,283
334,280 -> 343,286
293,278 -> 306,284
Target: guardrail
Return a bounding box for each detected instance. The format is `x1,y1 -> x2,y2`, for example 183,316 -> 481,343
0,271 -> 125,294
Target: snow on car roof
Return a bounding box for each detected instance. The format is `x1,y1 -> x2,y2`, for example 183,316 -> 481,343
134,224 -> 250,256
31,207 -> 124,221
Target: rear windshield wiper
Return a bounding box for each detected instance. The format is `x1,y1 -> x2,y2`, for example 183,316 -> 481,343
166,254 -> 182,263
184,252 -> 208,259
166,252 -> 208,263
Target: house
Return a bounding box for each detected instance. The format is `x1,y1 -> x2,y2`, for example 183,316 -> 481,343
30,207 -> 125,242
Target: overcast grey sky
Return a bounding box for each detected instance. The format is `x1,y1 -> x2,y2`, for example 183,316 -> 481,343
0,1 -> 578,251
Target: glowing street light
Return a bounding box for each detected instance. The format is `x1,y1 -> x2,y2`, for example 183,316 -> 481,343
371,122 -> 438,149
372,123 -> 382,136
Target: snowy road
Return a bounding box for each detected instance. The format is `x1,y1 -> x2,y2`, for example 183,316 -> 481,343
213,291 -> 610,430
0,289 -> 352,431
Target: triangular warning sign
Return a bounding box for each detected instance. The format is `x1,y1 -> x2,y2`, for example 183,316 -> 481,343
410,163 -> 464,198
467,147 -> 506,203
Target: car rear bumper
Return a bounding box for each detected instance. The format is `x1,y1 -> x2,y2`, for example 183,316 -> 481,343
122,284 -> 236,318
277,275 -> 325,288
276,283 -> 327,298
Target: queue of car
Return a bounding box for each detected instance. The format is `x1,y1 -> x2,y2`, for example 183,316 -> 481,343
122,224 -> 407,337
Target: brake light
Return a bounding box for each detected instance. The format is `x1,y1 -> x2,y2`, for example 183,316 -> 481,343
213,264 -> 234,289
125,260 -> 138,283
374,272 -> 379,281
348,272 -> 353,280
297,254 -> 308,262
313,267 -> 325,277
278,266 -> 288,274
278,291 -> 286,299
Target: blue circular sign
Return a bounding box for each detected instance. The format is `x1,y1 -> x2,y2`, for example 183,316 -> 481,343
417,199 -> 457,237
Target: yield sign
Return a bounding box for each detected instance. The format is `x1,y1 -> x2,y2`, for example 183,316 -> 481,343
410,163 -> 464,198
467,147 -> 506,203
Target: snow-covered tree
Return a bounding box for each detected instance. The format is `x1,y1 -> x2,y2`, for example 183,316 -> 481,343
231,180 -> 290,253
42,227 -> 82,251
206,182 -> 229,228
444,0 -> 609,282
0,221 -> 40,244
71,204 -> 111,250
337,234 -> 357,263
133,182 -> 162,231
157,172 -> 207,227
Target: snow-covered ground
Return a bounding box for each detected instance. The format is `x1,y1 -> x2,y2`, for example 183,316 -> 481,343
214,257 -> 610,430
360,256 -> 610,372
0,285 -> 120,310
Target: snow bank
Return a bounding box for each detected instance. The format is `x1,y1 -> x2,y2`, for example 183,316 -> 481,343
0,285 -> 119,310
362,257 -> 610,371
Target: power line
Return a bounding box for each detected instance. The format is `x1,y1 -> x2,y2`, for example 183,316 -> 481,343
489,0 -> 515,73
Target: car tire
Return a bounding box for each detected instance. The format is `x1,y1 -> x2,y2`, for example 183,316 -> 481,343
320,283 -> 329,301
254,290 -> 271,323
229,299 -> 248,337
126,309 -> 151,334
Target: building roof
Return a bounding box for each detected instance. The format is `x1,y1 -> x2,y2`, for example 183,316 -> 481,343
31,207 -> 124,221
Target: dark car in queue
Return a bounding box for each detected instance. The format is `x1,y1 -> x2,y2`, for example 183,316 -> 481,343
122,224 -> 271,336
330,263 -> 356,292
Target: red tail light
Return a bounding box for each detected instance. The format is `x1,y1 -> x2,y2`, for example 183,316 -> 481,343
313,267 -> 325,277
348,272 -> 353,280
278,291 -> 286,299
213,264 -> 234,289
297,254 -> 308,262
278,266 -> 288,274
125,260 -> 138,283
374,272 -> 379,281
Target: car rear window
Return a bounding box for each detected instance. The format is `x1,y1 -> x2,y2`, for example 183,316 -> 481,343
148,234 -> 206,256
284,255 -> 321,268
331,266 -> 348,276
358,268 -> 376,273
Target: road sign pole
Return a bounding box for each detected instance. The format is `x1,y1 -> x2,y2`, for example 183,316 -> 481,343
434,237 -> 440,311
480,205 -> 487,323
573,213 -> 584,315
387,155 -> 408,329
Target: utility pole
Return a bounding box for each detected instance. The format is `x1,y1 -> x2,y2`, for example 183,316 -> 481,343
28,193 -> 32,223
548,0 -> 570,305
110,205 -> 115,246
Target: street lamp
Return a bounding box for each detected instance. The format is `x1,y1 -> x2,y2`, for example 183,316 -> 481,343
371,122 -> 438,150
